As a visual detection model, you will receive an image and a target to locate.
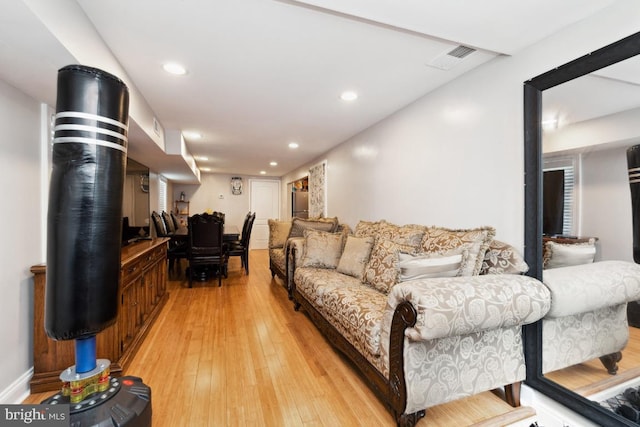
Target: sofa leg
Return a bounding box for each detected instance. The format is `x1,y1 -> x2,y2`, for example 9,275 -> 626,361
293,300 -> 300,311
396,410 -> 425,427
600,351 -> 622,375
504,382 -> 521,407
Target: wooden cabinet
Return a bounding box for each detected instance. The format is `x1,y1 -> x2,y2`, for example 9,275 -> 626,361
30,238 -> 170,393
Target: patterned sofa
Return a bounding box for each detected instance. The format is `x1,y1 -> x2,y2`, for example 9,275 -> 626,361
281,220 -> 551,426
542,260 -> 640,375
268,217 -> 350,294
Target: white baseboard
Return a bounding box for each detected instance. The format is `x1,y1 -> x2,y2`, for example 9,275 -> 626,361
0,368 -> 33,404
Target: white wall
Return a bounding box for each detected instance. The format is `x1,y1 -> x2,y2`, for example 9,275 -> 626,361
581,146 -> 633,262
281,0 -> 640,248
173,174 -> 267,233
0,78 -> 43,403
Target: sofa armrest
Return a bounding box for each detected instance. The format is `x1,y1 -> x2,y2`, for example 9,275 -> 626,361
543,260 -> 640,318
386,275 -> 550,341
286,237 -> 305,293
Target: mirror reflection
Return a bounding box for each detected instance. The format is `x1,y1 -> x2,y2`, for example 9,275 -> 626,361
122,158 -> 150,239
540,58 -> 640,396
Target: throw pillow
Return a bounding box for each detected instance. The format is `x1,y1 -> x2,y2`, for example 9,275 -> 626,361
268,219 -> 291,249
480,240 -> 529,275
378,221 -> 425,248
544,240 -> 596,269
397,248 -> 469,282
287,217 -> 338,239
354,220 -> 382,238
363,238 -> 416,294
420,226 -> 496,276
337,235 -> 375,280
299,229 -> 345,269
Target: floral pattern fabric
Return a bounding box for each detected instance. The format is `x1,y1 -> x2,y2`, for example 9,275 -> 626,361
421,226 -> 496,276
401,326 -> 527,413
299,230 -> 345,269
287,217 -> 338,239
294,267 -> 386,372
542,304 -> 628,373
386,274 -> 550,341
480,240 -> 529,275
336,235 -> 375,280
542,260 -> 640,318
268,219 -> 292,249
363,238 -> 416,294
309,162 -> 326,218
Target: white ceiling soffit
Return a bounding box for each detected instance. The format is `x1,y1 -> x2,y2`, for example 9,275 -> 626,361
594,56 -> 640,85
543,74 -> 640,127
285,0 -> 617,55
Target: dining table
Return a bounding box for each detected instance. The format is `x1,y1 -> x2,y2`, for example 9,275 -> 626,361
171,224 -> 240,243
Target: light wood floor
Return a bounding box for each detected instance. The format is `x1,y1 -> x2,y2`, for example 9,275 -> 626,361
24,250 -> 534,426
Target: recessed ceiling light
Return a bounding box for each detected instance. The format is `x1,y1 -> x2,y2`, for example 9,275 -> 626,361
340,91 -> 358,101
163,62 -> 187,75
260,170 -> 266,175
270,161 -> 278,166
201,167 -> 211,172
195,156 -> 209,161
183,131 -> 202,140
288,142 -> 299,149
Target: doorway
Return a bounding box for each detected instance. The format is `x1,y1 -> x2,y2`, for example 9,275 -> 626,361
249,179 -> 280,249
291,176 -> 309,219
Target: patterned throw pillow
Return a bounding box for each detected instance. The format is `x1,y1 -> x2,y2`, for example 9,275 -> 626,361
420,226 -> 496,276
480,240 -> 529,275
300,230 -> 345,269
268,219 -> 292,249
363,238 -> 415,294
397,248 -> 469,282
287,217 -> 338,239
337,235 -> 375,280
377,221 -> 425,248
544,240 -> 596,269
354,220 -> 382,238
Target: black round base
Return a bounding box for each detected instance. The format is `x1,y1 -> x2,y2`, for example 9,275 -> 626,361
42,376 -> 151,427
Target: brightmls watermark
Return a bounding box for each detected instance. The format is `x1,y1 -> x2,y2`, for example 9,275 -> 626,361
0,405 -> 69,427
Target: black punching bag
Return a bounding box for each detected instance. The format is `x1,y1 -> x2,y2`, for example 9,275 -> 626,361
45,65 -> 129,341
628,145 -> 640,263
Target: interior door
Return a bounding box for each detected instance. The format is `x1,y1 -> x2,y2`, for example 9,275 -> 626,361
250,179 -> 280,249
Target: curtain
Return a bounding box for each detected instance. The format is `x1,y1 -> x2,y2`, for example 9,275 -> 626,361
308,161 -> 326,218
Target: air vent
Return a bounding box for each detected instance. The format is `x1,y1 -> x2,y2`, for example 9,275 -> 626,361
427,45 -> 476,71
447,45 -> 476,59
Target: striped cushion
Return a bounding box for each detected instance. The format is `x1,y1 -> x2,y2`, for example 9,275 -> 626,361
544,240 -> 596,269
398,249 -> 468,281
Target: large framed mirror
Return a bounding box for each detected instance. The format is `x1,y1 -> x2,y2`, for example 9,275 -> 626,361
122,158 -> 151,241
524,31 -> 640,425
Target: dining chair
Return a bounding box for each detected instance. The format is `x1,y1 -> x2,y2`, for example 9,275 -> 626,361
161,211 -> 176,233
152,211 -> 187,274
228,212 -> 256,274
151,211 -> 168,237
170,212 -> 181,230
187,213 -> 228,287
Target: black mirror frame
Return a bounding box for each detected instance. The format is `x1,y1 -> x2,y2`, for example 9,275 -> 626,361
524,31 -> 640,426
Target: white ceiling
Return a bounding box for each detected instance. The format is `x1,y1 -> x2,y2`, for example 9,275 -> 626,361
0,0 -> 625,182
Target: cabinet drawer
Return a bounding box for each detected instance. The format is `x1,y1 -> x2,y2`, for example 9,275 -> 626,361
121,258 -> 142,284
